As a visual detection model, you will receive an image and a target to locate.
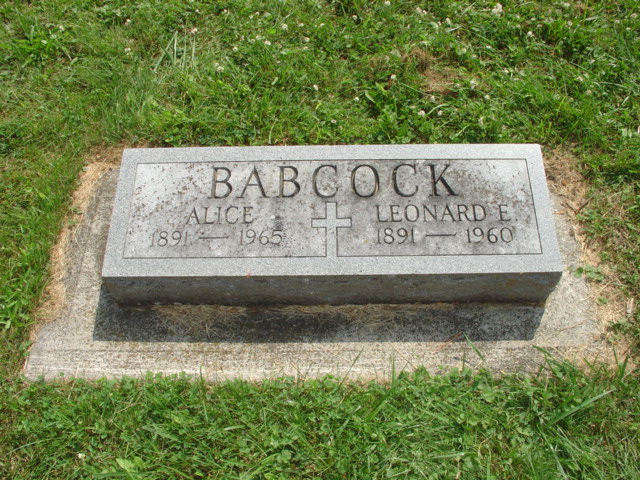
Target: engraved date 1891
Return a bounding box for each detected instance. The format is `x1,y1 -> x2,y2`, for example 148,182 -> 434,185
150,230 -> 188,247
377,227 -> 416,244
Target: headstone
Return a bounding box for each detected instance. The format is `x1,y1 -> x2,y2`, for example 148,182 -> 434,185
102,144 -> 562,305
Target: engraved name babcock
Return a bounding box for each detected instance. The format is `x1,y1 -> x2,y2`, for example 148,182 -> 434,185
123,159 -> 541,259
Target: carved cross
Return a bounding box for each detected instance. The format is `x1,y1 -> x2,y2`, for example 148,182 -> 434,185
311,202 -> 352,257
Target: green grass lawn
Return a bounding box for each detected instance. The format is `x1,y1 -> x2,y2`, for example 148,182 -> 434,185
1,0 -> 639,478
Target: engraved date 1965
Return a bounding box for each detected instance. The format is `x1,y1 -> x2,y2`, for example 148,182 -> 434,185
239,228 -> 283,245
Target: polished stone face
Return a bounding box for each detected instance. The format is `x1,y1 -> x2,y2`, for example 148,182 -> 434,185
102,144 -> 562,305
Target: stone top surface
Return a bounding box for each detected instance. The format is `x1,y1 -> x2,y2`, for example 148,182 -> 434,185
102,144 -> 562,278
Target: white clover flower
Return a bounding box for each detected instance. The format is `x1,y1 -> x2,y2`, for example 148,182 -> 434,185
77,453 -> 86,460
631,13 -> 637,18
429,95 -> 436,102
390,74 -> 397,80
478,117 -> 484,127
124,18 -> 131,26
263,12 -> 271,17
303,36 -> 310,43
124,47 -> 131,54
437,110 -> 444,116
470,79 -> 478,89
303,46 -> 309,50
264,40 -> 271,45
418,110 -> 426,116
567,20 -> 573,26
352,15 -> 358,21
216,64 -> 225,72
319,23 -> 325,28
298,22 -> 305,27
486,45 -> 493,49
354,96 -> 360,101
526,31 -> 534,37
384,0 -> 391,5
58,25 -> 65,31
585,90 -> 592,95
561,2 -> 570,8
190,27 -> 198,35
232,46 -> 238,52
313,84 -> 319,91
416,7 -> 427,16
491,3 -> 503,15
484,94 -> 491,100
445,18 -> 452,25
281,23 -> 288,30
330,119 -> 337,124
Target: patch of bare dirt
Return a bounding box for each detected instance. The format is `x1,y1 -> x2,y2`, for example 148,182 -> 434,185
36,145 -> 127,324
402,48 -> 460,95
544,146 -> 633,355
421,66 -> 459,95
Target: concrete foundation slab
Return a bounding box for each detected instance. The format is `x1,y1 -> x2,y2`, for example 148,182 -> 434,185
24,166 -> 610,381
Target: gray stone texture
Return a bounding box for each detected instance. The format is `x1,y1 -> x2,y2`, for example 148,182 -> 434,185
102,145 -> 562,305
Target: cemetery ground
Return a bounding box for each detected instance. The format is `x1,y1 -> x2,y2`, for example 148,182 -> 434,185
0,0 -> 638,478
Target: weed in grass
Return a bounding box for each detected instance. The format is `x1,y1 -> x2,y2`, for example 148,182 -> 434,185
575,265 -> 605,283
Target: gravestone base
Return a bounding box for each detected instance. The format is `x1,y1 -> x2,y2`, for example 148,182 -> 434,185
24,169 -> 610,381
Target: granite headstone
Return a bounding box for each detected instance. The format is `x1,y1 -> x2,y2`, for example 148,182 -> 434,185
102,144 -> 562,305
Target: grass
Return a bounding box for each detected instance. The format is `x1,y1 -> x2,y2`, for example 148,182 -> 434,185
4,361 -> 640,479
1,0 -> 639,477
